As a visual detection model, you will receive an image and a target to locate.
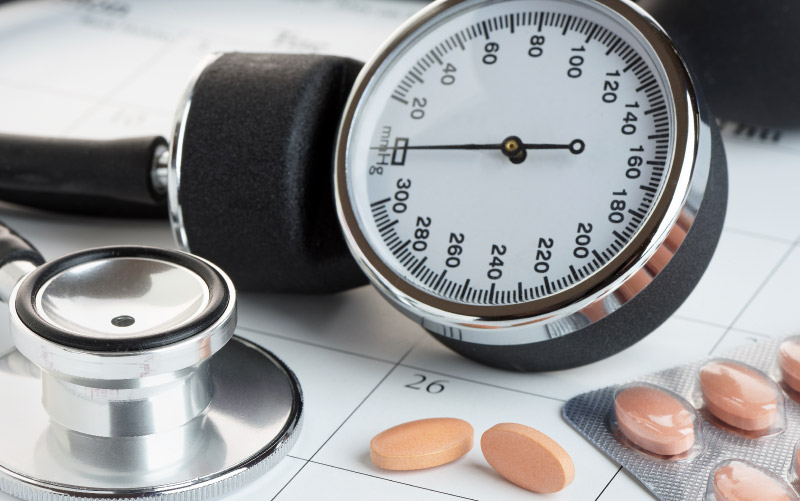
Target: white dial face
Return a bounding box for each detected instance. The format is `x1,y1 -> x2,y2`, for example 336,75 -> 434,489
344,0 -> 675,307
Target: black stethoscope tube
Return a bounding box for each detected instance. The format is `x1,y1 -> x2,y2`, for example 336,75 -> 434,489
0,220 -> 44,271
0,53 -> 372,295
0,134 -> 167,217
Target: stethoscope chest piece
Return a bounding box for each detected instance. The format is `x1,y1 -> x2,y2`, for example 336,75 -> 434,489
0,246 -> 302,500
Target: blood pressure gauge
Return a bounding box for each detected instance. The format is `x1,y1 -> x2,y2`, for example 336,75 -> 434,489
336,0 -> 727,371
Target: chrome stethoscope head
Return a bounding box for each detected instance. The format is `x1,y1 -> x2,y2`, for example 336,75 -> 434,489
0,245 -> 302,500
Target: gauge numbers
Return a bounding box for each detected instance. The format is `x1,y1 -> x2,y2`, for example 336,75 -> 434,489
345,0 -> 674,307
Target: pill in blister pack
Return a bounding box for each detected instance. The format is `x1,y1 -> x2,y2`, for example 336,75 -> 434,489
564,336 -> 800,501
698,359 -> 785,435
707,459 -> 797,501
612,383 -> 702,459
780,339 -> 800,395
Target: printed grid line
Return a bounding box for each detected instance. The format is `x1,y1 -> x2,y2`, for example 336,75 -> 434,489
270,341 -> 421,500
723,227 -> 796,245
291,459 -> 479,500
241,322 -> 570,402
0,2 -> 426,137
673,315 -> 770,340
400,363 -> 568,402
595,466 -> 623,500
708,232 -> 800,355
0,76 -> 176,116
58,42 -> 178,135
237,325 -> 398,365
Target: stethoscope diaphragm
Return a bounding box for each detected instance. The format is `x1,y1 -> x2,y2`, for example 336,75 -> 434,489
0,246 -> 302,500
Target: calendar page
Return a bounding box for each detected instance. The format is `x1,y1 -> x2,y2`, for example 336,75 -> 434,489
0,1 -> 798,499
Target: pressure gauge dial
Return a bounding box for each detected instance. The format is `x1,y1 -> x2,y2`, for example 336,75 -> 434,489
335,0 -> 727,371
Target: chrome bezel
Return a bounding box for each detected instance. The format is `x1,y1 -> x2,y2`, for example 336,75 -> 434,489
9,247 -> 236,380
335,0 -> 710,345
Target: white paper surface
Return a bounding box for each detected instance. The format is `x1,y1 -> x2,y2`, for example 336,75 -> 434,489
0,1 -> 798,499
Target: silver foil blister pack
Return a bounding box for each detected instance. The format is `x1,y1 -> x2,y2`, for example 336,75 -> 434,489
564,337 -> 800,500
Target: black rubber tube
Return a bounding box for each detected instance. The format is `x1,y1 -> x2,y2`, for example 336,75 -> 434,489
0,134 -> 167,217
0,220 -> 44,269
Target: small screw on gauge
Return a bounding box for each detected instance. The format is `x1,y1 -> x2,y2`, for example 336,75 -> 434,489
501,136 -> 526,164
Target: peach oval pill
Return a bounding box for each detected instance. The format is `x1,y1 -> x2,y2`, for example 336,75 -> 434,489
369,418 -> 473,470
796,447 -> 800,481
778,339 -> 800,393
614,385 -> 695,456
481,423 -> 574,493
712,461 -> 794,501
699,360 -> 778,431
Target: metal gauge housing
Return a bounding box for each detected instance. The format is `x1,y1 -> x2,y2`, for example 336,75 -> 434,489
335,0 -> 727,371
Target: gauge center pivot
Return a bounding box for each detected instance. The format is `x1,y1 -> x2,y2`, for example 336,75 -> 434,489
501,136 -> 526,164
500,136 -> 585,164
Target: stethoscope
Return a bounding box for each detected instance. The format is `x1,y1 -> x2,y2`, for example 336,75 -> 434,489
0,223 -> 302,499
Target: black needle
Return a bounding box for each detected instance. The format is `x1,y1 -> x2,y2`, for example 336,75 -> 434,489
370,136 -> 585,164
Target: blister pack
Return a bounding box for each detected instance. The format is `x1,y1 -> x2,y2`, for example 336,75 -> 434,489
564,336 -> 800,500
